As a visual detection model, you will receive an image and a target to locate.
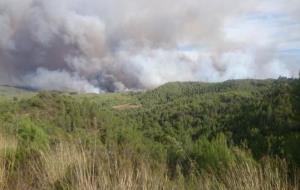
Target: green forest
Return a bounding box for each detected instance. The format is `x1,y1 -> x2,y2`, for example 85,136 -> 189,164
0,78 -> 299,190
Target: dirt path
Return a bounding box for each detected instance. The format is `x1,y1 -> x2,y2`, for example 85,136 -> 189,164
112,104 -> 142,110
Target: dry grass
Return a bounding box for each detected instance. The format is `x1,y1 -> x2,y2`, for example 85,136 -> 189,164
0,137 -> 299,190
197,159 -> 299,190
220,159 -> 298,190
0,134 -> 17,190
38,143 -> 171,190
40,143 -> 80,186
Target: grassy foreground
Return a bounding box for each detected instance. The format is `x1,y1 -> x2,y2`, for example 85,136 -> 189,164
0,134 -> 299,190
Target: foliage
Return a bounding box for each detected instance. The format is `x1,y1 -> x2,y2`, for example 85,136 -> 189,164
0,78 -> 299,189
16,116 -> 49,161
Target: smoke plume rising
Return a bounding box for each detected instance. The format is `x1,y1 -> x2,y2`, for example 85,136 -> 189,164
0,0 -> 299,92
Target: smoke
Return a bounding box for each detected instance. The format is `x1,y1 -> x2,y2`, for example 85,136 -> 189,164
22,68 -> 101,93
0,0 -> 299,92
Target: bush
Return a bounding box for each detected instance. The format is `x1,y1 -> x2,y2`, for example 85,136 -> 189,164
16,117 -> 49,157
284,134 -> 300,167
191,134 -> 236,173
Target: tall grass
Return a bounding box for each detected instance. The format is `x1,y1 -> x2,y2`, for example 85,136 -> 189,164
0,134 -> 17,190
38,143 -> 172,190
196,159 -> 299,190
0,136 -> 299,190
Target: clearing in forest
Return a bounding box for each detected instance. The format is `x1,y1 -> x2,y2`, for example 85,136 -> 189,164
112,104 -> 142,110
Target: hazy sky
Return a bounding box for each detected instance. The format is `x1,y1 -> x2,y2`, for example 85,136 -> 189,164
0,0 -> 299,92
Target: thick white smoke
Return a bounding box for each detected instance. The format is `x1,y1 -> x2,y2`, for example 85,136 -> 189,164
0,0 -> 299,92
22,68 -> 101,93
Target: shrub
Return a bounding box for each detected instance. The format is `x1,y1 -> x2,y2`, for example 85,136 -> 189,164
16,117 -> 49,159
191,133 -> 236,173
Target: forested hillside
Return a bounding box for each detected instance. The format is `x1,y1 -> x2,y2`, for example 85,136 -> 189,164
0,78 -> 299,189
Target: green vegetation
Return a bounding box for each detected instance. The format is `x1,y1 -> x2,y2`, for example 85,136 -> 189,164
0,78 -> 299,189
0,85 -> 35,101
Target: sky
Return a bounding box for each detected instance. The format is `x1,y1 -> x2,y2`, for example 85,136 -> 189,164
0,0 -> 299,92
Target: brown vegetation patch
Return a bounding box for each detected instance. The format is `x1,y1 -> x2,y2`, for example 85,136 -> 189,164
112,104 -> 142,110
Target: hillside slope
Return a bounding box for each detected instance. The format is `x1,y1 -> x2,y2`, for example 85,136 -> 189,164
0,78 -> 299,189
0,85 -> 36,100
